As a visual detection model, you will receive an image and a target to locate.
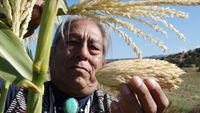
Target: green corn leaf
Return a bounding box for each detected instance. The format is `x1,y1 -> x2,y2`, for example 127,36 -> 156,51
0,81 -> 10,113
0,55 -> 40,92
0,21 -> 32,80
0,21 -> 40,92
57,0 -> 68,15
0,55 -> 21,83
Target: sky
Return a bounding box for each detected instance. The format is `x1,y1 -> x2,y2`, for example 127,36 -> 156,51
29,1 -> 200,59
107,6 -> 200,59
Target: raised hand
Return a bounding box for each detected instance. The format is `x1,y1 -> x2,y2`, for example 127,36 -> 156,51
111,76 -> 169,113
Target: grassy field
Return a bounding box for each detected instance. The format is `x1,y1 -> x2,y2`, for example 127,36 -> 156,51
100,71 -> 200,113
164,71 -> 200,113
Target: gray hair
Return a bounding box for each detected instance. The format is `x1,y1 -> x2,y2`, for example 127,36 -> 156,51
52,15 -> 111,56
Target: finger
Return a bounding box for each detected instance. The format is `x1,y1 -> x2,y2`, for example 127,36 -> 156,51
111,101 -> 122,113
119,84 -> 143,113
129,76 -> 157,113
144,78 -> 169,113
36,0 -> 44,6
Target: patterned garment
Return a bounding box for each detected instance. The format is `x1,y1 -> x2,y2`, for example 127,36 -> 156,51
5,82 -> 118,113
6,88 -> 27,113
90,90 -> 117,113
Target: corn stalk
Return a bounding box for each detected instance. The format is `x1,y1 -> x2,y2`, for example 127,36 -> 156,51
26,0 -> 60,113
0,0 -> 200,113
0,0 -> 67,112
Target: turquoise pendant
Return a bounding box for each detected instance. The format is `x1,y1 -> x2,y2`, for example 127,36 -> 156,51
63,98 -> 78,113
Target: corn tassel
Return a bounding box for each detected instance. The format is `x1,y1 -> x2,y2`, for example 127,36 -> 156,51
97,59 -> 185,90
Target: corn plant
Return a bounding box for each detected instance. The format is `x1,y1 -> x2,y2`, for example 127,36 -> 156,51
0,0 -> 68,113
0,0 -> 200,113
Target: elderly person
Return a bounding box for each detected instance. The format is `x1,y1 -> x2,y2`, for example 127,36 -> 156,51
1,1 -> 169,112
0,15 -> 169,113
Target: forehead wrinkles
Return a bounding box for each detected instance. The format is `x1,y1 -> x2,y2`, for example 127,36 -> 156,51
71,20 -> 102,35
61,20 -> 104,50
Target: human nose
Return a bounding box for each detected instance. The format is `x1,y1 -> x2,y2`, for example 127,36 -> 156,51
76,45 -> 90,60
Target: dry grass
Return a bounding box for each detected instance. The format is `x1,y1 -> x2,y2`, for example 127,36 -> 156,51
164,71 -> 200,113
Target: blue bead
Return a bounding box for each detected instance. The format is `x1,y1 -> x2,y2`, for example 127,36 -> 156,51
63,98 -> 78,113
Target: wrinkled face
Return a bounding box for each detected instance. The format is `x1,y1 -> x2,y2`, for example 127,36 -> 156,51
50,19 -> 104,97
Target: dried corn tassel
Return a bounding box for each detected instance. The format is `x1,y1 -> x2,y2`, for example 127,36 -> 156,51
1,0 -> 12,25
96,59 -> 185,90
0,0 -> 36,39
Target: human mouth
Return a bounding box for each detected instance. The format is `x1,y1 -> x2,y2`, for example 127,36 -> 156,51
73,65 -> 90,73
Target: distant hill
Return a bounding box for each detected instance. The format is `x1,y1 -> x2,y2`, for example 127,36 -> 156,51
160,48 -> 200,69
106,48 -> 200,71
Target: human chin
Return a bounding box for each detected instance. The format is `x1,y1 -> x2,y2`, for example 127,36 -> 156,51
74,77 -> 98,94
73,76 -> 90,88
65,70 -> 89,86
72,72 -> 97,88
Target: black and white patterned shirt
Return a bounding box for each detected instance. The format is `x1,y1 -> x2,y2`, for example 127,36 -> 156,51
0,79 -> 118,113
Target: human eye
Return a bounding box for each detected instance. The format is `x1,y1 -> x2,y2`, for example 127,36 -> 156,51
64,38 -> 80,51
91,45 -> 100,50
90,44 -> 102,54
65,36 -> 79,45
65,33 -> 81,45
68,40 -> 79,45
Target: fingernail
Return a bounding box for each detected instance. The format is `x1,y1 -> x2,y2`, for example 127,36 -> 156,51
131,76 -> 143,88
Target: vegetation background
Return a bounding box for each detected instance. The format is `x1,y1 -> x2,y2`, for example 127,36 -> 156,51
105,48 -> 200,113
163,48 -> 200,113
